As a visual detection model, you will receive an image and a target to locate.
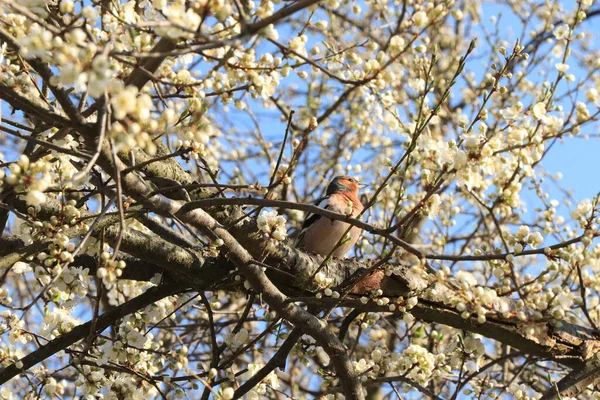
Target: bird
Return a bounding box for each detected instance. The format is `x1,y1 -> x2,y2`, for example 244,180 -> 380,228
295,176 -> 366,258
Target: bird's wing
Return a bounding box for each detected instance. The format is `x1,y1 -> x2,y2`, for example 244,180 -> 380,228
295,196 -> 330,245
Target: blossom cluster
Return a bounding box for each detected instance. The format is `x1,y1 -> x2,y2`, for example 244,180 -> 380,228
3,155 -> 52,207
257,210 -> 288,243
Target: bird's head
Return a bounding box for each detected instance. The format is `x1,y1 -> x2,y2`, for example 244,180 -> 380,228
326,176 -> 367,195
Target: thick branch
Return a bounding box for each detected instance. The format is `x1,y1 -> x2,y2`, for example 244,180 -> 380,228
541,351 -> 600,399
0,235 -> 162,282
0,83 -> 73,128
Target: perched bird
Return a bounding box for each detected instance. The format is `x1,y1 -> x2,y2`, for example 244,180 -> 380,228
295,176 -> 366,258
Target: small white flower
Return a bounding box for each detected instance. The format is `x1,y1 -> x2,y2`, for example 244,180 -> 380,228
110,86 -> 139,120
528,232 -> 544,248
453,150 -> 468,169
585,88 -> 598,103
571,200 -> 593,221
464,134 -> 480,151
221,387 -> 235,400
576,102 -> 590,123
371,349 -> 382,361
426,194 -> 441,220
531,102 -> 547,121
555,292 -> 573,309
406,297 -> 418,309
257,210 -> 288,242
315,20 -> 328,29
456,270 -> 477,287
555,63 -> 569,73
271,230 -> 286,241
553,24 -> 571,40
408,78 -> 426,92
390,35 -> 405,51
412,11 -> 429,27
397,345 -> 436,384
0,42 -> 6,65
12,262 -> 32,274
26,190 -> 46,206
515,225 -> 530,241
451,9 -> 464,20
508,127 -> 528,142
479,288 -> 497,305
43,378 -> 57,395
500,102 -> 525,121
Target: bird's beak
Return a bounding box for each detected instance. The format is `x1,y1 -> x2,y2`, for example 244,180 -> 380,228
358,183 -> 369,189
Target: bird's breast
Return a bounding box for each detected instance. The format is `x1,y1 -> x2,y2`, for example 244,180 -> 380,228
302,217 -> 362,257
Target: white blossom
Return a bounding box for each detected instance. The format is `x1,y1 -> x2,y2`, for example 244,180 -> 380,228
531,102 -> 547,121
553,24 -> 571,40
412,11 -> 429,27
11,262 -> 31,275
257,210 -> 288,242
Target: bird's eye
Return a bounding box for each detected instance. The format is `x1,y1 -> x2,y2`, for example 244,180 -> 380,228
348,178 -> 354,182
